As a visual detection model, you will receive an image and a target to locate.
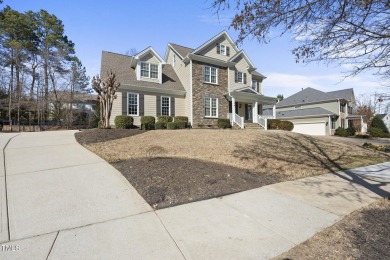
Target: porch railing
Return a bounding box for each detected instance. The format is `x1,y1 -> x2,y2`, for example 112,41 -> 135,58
227,113 -> 244,129
258,115 -> 274,130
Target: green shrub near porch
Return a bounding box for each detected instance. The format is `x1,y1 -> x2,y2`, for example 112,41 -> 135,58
217,118 -> 231,129
267,119 -> 293,131
141,116 -> 155,130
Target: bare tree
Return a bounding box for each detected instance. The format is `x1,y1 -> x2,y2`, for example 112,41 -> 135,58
91,71 -> 120,129
212,0 -> 390,80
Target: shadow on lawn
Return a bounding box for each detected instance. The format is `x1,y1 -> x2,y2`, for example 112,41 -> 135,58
233,132 -> 390,200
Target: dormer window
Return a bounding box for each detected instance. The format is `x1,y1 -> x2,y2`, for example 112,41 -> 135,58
140,62 -> 158,79
216,43 -> 230,56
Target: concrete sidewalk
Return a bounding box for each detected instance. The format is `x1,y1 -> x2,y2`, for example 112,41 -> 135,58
1,131 -> 389,259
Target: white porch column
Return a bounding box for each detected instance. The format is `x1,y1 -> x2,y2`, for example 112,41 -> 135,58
253,101 -> 258,123
273,104 -> 276,119
231,97 -> 236,124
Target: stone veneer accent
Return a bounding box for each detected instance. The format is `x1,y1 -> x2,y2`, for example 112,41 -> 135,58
192,61 -> 229,127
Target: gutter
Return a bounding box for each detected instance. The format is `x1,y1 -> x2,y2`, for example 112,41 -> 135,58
120,84 -> 186,97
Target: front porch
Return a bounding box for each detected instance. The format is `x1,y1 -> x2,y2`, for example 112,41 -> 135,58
225,89 -> 276,129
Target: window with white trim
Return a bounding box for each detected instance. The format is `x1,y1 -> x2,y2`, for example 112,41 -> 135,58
204,66 -> 218,84
220,44 -> 226,55
161,96 -> 171,116
204,97 -> 218,117
128,93 -> 139,116
251,80 -> 258,91
331,117 -> 336,129
237,72 -> 244,83
140,62 -> 158,79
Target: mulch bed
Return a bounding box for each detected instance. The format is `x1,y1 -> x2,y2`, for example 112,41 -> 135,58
274,199 -> 390,260
112,157 -> 281,209
75,128 -> 145,145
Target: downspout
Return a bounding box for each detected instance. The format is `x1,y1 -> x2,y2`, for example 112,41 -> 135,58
190,59 -> 193,127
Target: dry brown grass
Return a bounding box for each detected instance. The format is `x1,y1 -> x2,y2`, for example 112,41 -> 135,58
86,129 -> 390,181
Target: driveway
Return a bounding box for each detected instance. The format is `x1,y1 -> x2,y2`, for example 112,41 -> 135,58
319,135 -> 390,146
1,131 -> 389,259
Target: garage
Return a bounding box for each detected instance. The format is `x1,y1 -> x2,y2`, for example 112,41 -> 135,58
292,122 -> 326,136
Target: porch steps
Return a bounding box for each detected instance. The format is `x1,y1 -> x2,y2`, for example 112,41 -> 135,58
232,123 -> 264,130
245,123 -> 264,130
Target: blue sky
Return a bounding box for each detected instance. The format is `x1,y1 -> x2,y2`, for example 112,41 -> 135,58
4,0 -> 385,99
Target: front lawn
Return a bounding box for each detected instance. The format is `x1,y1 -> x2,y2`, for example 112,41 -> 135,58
78,129 -> 390,208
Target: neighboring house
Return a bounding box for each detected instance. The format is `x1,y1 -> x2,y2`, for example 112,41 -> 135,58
100,31 -> 276,128
377,113 -> 390,131
263,87 -> 366,136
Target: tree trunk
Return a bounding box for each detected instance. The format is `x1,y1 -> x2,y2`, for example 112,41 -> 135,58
44,46 -> 49,121
8,49 -> 14,123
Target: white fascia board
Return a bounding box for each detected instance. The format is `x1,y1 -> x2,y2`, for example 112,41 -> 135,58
192,31 -> 240,55
229,50 -> 256,70
135,46 -> 166,64
165,43 -> 184,61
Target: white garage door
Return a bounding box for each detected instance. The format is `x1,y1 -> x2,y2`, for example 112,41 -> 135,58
293,123 -> 326,136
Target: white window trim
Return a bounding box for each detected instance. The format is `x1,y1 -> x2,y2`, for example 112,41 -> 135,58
204,65 -> 218,84
251,80 -> 258,90
204,97 -> 218,118
127,92 -> 139,116
220,44 -> 226,56
140,62 -> 158,79
161,96 -> 171,116
237,72 -> 244,83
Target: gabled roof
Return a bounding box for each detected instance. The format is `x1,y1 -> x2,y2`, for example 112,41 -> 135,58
274,87 -> 355,108
101,51 -> 184,93
168,43 -> 194,59
234,86 -> 260,94
135,46 -> 166,64
229,50 -> 256,69
263,107 -> 336,118
251,70 -> 266,79
377,114 -> 387,120
192,31 -> 240,55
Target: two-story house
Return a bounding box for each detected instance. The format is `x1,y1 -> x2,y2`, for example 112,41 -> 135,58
263,87 -> 366,135
100,31 -> 276,128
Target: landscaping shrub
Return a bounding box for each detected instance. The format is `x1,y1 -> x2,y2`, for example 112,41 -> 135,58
174,116 -> 188,123
368,127 -> 390,138
355,133 -> 370,138
167,122 -> 179,129
371,115 -> 389,133
335,127 -> 349,137
346,126 -> 356,136
157,115 -> 173,124
176,121 -> 187,129
141,116 -> 155,130
155,122 -> 166,129
267,119 -> 294,131
114,115 -> 133,129
217,118 -> 231,129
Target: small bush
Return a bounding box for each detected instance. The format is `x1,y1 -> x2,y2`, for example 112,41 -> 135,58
369,127 -> 384,137
176,121 -> 187,129
174,116 -> 188,123
335,127 -> 349,137
371,115 -> 389,133
167,122 -> 179,129
346,126 -> 356,136
267,119 -> 294,131
355,133 -> 370,138
155,122 -> 166,129
141,116 -> 155,130
114,115 -> 133,129
157,115 -> 173,124
217,118 -> 231,129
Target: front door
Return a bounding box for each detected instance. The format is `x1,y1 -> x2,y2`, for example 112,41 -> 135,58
247,104 -> 253,121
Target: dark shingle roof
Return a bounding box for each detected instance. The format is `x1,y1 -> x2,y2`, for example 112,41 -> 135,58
169,43 -> 194,58
263,107 -> 336,118
274,87 -> 354,108
251,70 -> 266,78
377,114 -> 387,120
101,51 -> 185,92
